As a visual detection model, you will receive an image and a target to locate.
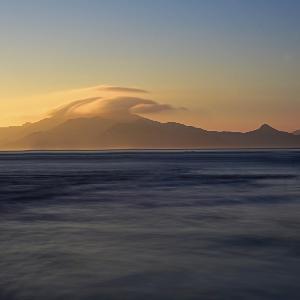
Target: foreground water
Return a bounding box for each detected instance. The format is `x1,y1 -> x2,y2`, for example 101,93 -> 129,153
0,150 -> 300,300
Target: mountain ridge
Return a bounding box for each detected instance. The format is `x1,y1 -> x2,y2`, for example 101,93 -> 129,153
293,130 -> 300,135
1,113 -> 299,150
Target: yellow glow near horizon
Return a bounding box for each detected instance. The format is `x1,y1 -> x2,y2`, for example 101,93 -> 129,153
0,82 -> 299,133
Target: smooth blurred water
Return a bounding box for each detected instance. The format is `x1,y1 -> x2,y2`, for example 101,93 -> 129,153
0,150 -> 300,300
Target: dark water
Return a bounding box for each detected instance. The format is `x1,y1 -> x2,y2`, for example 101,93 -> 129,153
0,150 -> 300,300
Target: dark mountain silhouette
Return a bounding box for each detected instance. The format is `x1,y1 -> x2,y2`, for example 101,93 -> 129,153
0,117 -> 65,146
1,112 -> 300,149
293,130 -> 300,135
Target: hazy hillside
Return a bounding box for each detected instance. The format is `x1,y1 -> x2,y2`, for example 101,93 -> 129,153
293,130 -> 300,135
1,113 -> 300,149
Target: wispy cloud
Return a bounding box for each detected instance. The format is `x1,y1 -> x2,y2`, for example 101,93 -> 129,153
50,97 -> 102,118
50,96 -> 185,120
131,103 -> 174,114
99,86 -> 149,94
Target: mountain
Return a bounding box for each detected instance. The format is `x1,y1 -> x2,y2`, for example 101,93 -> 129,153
293,130 -> 300,135
1,113 -> 300,150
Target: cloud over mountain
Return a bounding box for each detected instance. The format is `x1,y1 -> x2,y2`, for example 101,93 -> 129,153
50,96 -> 184,120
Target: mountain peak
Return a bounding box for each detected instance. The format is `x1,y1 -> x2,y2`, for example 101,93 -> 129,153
260,123 -> 273,129
246,123 -> 285,135
256,123 -> 278,132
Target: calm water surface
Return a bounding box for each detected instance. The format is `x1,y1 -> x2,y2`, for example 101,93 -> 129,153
0,151 -> 300,300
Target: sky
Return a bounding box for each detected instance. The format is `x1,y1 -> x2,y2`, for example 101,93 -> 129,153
0,0 -> 299,131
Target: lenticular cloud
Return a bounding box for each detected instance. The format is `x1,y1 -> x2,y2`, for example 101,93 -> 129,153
50,96 -> 183,120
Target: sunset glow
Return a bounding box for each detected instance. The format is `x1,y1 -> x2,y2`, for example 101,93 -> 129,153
0,0 -> 299,132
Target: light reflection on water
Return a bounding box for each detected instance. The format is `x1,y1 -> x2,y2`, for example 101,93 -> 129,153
0,151 -> 300,299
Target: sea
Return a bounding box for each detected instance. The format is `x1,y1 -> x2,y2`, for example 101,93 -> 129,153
0,150 -> 300,300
